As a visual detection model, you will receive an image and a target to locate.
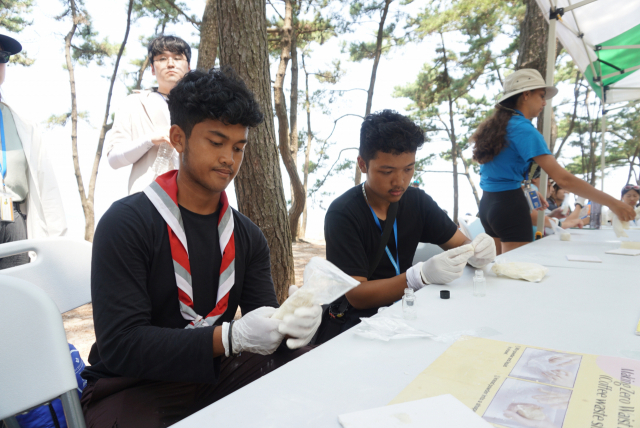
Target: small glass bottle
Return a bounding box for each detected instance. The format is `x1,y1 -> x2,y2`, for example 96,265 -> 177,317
402,288 -> 417,320
473,270 -> 486,297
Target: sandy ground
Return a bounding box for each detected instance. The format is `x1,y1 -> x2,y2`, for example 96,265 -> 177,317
63,239 -> 326,363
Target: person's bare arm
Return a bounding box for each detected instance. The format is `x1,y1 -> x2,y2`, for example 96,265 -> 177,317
535,154 -> 635,221
345,274 -> 408,310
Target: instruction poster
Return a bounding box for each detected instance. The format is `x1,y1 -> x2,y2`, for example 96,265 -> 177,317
391,336 -> 640,428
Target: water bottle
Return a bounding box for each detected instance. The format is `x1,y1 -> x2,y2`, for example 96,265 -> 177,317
151,142 -> 174,177
402,288 -> 417,320
473,270 -> 486,297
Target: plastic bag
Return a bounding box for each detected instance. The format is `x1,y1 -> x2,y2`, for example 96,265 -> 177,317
271,257 -> 360,320
612,207 -> 640,238
491,260 -> 548,283
354,315 -> 433,341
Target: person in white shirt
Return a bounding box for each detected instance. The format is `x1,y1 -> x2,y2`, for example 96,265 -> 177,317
0,34 -> 67,268
106,35 -> 191,194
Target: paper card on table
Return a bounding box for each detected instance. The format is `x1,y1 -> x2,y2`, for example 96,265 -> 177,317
605,248 -> 640,256
391,336 -> 640,428
565,254 -> 602,263
337,394 -> 492,428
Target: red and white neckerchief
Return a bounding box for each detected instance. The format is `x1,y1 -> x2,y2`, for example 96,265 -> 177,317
143,170 -> 235,328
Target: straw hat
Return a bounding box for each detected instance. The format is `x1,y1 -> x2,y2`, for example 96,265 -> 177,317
496,69 -> 558,105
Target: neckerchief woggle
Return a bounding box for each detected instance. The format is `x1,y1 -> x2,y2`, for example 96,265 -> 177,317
362,183 -> 400,276
143,170 -> 235,328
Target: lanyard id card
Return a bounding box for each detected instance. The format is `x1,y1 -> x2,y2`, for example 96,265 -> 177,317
523,183 -> 542,211
0,191 -> 14,222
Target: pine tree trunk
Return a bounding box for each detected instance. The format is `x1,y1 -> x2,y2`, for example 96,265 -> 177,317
516,0 -> 548,133
354,0 -> 393,186
289,6 -> 302,236
459,155 -> 480,208
217,0 -> 295,300
273,0 -> 305,242
197,0 -> 218,70
300,55 -> 312,240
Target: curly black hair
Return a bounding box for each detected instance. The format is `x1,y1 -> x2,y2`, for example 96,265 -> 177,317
147,35 -> 192,64
359,110 -> 425,164
471,94 -> 521,164
168,66 -> 264,139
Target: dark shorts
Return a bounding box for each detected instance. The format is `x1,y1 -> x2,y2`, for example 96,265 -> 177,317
479,188 -> 533,243
81,347 -> 312,428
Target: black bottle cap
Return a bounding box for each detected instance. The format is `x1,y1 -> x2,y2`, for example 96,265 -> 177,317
440,290 -> 450,299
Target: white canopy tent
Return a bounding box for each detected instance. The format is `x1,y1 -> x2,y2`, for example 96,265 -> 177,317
532,0 -> 640,231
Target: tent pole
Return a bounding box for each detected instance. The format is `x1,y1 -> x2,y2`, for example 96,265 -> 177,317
600,109 -> 607,190
536,10 -> 558,235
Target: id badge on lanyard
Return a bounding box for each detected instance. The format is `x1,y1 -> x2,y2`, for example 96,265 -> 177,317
0,108 -> 13,222
523,182 -> 542,211
0,191 -> 14,222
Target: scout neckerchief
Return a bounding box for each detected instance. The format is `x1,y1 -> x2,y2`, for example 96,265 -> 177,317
362,182 -> 400,276
143,170 -> 235,328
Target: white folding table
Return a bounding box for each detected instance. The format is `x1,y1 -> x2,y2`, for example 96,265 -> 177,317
172,231 -> 640,427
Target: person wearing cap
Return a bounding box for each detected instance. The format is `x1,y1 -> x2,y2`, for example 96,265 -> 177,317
0,34 -> 66,268
471,68 -> 635,254
106,35 -> 191,194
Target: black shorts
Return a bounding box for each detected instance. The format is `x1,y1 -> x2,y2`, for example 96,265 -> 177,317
479,188 -> 533,243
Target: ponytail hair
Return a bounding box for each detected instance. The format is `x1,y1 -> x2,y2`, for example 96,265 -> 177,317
471,94 -> 521,164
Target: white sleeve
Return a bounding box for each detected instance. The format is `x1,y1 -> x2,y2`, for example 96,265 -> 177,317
107,136 -> 154,169
106,97 -> 156,169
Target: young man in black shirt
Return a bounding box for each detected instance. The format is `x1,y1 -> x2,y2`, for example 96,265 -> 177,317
321,110 -> 496,338
82,67 -> 322,427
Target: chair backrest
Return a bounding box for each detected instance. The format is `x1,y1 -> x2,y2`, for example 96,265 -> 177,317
412,243 -> 444,264
0,276 -> 80,420
0,238 -> 91,313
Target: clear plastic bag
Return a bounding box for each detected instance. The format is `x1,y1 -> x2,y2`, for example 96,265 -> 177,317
491,260 -> 548,283
271,257 -> 360,320
354,315 -> 433,341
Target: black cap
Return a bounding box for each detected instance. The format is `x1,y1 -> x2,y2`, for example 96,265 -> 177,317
440,290 -> 450,299
0,34 -> 22,55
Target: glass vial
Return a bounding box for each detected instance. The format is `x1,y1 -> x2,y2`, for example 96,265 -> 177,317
473,270 -> 486,297
402,288 -> 417,320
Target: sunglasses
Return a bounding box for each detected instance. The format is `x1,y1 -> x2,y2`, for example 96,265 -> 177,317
0,51 -> 11,64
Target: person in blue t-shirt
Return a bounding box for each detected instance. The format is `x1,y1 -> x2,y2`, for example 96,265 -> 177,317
471,69 -> 635,254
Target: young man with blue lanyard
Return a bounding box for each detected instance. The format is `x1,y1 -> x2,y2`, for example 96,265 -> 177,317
319,110 -> 496,342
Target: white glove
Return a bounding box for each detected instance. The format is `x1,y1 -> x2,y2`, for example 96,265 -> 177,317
221,306 -> 284,356
575,197 -> 586,207
467,233 -> 496,268
278,305 -> 322,349
420,245 -> 474,285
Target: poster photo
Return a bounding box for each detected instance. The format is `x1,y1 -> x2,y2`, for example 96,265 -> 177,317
390,337 -> 640,428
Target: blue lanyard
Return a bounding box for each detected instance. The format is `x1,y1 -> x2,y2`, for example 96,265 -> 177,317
0,108 -> 6,182
368,204 -> 400,276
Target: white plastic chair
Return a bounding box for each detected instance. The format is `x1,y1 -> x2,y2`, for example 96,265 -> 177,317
0,276 -> 86,428
412,243 -> 444,264
0,238 -> 92,313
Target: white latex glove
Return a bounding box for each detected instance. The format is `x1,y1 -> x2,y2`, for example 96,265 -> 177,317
468,233 -> 496,268
420,244 -> 474,285
278,304 -> 322,349
222,306 -> 284,356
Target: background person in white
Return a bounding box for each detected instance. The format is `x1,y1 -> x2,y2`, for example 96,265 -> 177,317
0,34 -> 67,268
106,35 -> 191,194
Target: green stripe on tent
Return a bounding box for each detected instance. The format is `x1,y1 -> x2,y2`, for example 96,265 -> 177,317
585,22 -> 640,100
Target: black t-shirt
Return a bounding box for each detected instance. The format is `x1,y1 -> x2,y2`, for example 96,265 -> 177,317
82,192 -> 278,384
324,185 -> 457,316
